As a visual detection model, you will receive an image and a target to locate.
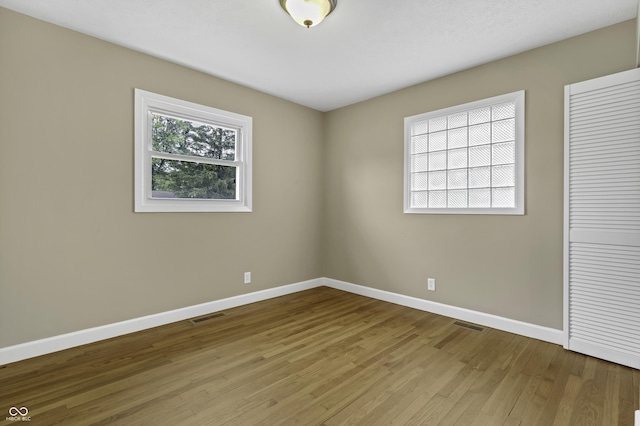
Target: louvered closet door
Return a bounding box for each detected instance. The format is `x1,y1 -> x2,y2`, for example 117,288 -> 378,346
564,68 -> 640,369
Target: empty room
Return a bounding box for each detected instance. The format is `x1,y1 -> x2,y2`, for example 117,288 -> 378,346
1,0 -> 639,424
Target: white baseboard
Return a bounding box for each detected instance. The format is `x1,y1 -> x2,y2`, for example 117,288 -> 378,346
1,277 -> 564,366
323,278 -> 564,345
0,278 -> 324,366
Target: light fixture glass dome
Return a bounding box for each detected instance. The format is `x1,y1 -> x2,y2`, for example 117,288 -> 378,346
280,0 -> 337,28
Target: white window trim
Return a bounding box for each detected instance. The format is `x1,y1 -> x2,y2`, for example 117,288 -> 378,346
404,90 -> 525,215
134,89 -> 252,213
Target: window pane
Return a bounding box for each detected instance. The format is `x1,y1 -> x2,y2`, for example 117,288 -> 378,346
492,164 -> 515,187
492,119 -> 515,143
428,171 -> 447,190
412,191 -> 428,208
492,141 -> 515,165
428,151 -> 447,171
429,191 -> 447,208
412,154 -> 428,172
448,128 -> 467,149
469,123 -> 490,146
411,120 -> 428,136
151,158 -> 236,200
492,102 -> 515,120
469,188 -> 491,207
448,148 -> 467,169
448,190 -> 468,208
448,169 -> 467,189
492,187 -> 515,208
412,134 -> 428,154
469,107 -> 491,125
448,112 -> 467,129
429,116 -> 447,132
469,145 -> 491,167
469,167 -> 490,188
429,131 -> 447,152
152,114 -> 236,161
412,172 -> 428,191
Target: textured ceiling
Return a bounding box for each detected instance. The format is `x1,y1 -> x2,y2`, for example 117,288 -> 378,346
0,0 -> 638,111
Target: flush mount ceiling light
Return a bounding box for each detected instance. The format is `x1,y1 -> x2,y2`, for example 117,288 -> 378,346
279,0 -> 337,28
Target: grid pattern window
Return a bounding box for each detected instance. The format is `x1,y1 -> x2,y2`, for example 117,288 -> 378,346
404,91 -> 525,215
135,89 -> 252,212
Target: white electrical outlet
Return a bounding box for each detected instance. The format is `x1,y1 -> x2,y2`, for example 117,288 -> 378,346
427,278 -> 436,291
244,272 -> 251,284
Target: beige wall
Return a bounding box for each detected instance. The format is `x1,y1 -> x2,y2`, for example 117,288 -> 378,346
0,8 -> 324,347
322,20 -> 637,330
0,7 -> 636,349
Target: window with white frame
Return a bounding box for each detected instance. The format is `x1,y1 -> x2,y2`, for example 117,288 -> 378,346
134,89 -> 252,212
404,90 -> 525,215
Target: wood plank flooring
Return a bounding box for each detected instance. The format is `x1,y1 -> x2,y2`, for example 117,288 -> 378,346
1,287 -> 638,425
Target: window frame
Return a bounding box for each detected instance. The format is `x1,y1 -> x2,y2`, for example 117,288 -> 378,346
134,89 -> 252,213
403,90 -> 525,215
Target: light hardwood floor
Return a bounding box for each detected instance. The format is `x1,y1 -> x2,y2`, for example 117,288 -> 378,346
1,287 -> 638,425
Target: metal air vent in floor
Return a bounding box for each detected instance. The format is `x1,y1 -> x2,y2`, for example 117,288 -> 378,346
189,313 -> 226,324
452,321 -> 484,332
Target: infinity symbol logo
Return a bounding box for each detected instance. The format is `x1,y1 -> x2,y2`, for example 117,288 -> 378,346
8,406 -> 28,416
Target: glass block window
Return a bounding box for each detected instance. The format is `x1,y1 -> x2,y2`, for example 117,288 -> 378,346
404,91 -> 524,215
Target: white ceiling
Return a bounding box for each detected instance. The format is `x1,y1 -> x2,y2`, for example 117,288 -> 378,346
1,0 -> 638,111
